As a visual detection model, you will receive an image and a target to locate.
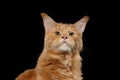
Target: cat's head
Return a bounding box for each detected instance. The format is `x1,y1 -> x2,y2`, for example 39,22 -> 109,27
41,13 -> 89,52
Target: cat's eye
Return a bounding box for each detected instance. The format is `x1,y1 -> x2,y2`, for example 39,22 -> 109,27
55,31 -> 60,35
69,32 -> 74,36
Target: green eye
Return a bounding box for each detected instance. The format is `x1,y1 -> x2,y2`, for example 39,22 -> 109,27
55,31 -> 60,35
69,32 -> 74,36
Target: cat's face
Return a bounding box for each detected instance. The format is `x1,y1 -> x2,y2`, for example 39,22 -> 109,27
45,23 -> 82,52
41,13 -> 89,52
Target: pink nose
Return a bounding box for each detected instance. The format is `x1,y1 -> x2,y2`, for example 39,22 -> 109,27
62,36 -> 68,39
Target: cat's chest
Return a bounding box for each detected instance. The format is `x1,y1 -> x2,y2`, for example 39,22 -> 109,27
60,55 -> 72,67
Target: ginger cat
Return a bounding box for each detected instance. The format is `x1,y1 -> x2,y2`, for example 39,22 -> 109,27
16,13 -> 89,80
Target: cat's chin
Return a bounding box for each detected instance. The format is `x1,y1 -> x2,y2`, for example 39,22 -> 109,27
57,43 -> 71,52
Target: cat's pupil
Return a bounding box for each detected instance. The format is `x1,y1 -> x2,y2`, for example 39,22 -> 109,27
69,32 -> 74,36
55,31 -> 60,35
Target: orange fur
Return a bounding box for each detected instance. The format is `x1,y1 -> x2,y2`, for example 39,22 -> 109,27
16,13 -> 89,80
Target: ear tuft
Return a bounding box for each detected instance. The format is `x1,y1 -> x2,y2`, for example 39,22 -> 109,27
81,16 -> 90,22
40,13 -> 49,18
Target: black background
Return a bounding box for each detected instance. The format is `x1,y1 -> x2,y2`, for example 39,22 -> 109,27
3,0 -> 118,80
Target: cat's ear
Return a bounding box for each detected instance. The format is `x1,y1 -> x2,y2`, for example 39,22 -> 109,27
74,16 -> 89,33
40,13 -> 56,32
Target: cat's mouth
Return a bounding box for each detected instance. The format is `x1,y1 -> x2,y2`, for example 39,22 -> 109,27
63,40 -> 66,43
57,42 -> 72,52
52,39 -> 74,52
57,43 -> 71,51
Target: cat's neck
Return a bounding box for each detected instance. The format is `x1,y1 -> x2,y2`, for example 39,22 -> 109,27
40,48 -> 73,60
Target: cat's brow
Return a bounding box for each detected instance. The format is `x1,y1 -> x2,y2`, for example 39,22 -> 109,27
56,24 -> 73,32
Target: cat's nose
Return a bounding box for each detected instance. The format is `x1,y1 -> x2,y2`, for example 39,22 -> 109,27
62,36 -> 68,39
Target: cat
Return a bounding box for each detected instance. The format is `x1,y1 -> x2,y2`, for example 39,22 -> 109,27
16,13 -> 89,80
